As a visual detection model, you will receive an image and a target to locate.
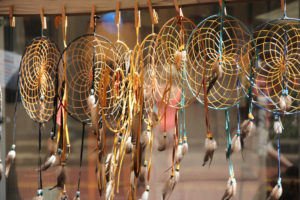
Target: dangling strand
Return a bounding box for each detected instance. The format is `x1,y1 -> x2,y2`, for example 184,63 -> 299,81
222,109 -> 237,200
73,123 -> 86,200
231,55 -> 242,155
5,72 -> 19,178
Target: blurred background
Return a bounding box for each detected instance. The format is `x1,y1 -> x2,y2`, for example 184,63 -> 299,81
0,0 -> 299,199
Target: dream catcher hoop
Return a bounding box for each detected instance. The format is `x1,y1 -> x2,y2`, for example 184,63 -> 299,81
17,26 -> 60,198
247,1 -> 300,199
186,1 -> 257,199
57,33 -> 112,124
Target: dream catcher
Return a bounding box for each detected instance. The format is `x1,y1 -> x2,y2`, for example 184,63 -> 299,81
247,0 -> 300,199
129,1 -> 160,199
151,1 -> 201,199
8,10 -> 60,199
97,3 -> 134,199
57,8 -> 114,198
186,0 -> 256,199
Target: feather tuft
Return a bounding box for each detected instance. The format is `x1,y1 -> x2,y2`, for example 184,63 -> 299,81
162,171 -> 178,200
174,50 -> 186,69
231,133 -> 241,154
41,154 -> 57,171
268,182 -> 282,200
241,119 -> 255,136
140,185 -> 150,200
279,95 -> 292,112
5,148 -> 16,178
139,161 -> 148,183
273,116 -> 283,134
158,132 -> 167,151
105,181 -> 113,200
125,136 -> 133,154
182,137 -> 188,155
203,137 -> 217,166
175,143 -> 183,163
221,177 -> 237,200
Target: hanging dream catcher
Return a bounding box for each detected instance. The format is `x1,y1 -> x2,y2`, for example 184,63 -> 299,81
247,1 -> 300,199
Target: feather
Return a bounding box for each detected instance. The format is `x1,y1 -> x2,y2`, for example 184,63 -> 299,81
241,119 -> 255,136
140,185 -> 150,200
41,154 -> 57,171
174,50 -> 187,69
203,137 -> 217,166
88,94 -> 99,134
73,191 -> 80,200
161,171 -> 178,200
60,191 -> 69,200
182,137 -> 188,155
140,130 -> 150,147
5,148 -> 16,178
207,58 -> 223,94
175,143 -> 183,163
49,167 -> 66,190
158,132 -> 167,151
273,117 -> 283,134
231,133 -> 241,154
130,170 -> 135,190
221,177 -> 237,200
268,183 -> 282,200
47,134 -> 57,155
279,95 -> 292,112
0,160 -> 3,181
125,136 -> 133,154
105,181 -> 113,200
139,161 -> 147,183
32,190 -> 44,200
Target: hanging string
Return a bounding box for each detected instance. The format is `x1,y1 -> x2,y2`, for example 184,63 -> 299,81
38,122 -> 43,191
12,74 -> 20,149
225,110 -> 234,177
236,57 -> 241,132
76,123 -> 86,198
218,0 -> 225,67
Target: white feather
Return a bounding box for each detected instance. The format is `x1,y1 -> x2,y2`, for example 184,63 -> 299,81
105,181 -> 113,200
87,94 -> 96,109
241,119 -> 256,136
279,95 -> 292,112
231,134 -> 241,154
222,177 -> 237,200
140,185 -> 150,200
182,139 -> 188,155
205,137 -> 217,152
130,170 -> 135,189
5,149 -> 16,178
273,120 -> 283,134
175,144 -> 183,163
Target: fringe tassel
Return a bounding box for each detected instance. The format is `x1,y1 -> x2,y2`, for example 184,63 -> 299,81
5,144 -> 16,178
221,177 -> 237,200
203,136 -> 217,166
158,132 -> 167,151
